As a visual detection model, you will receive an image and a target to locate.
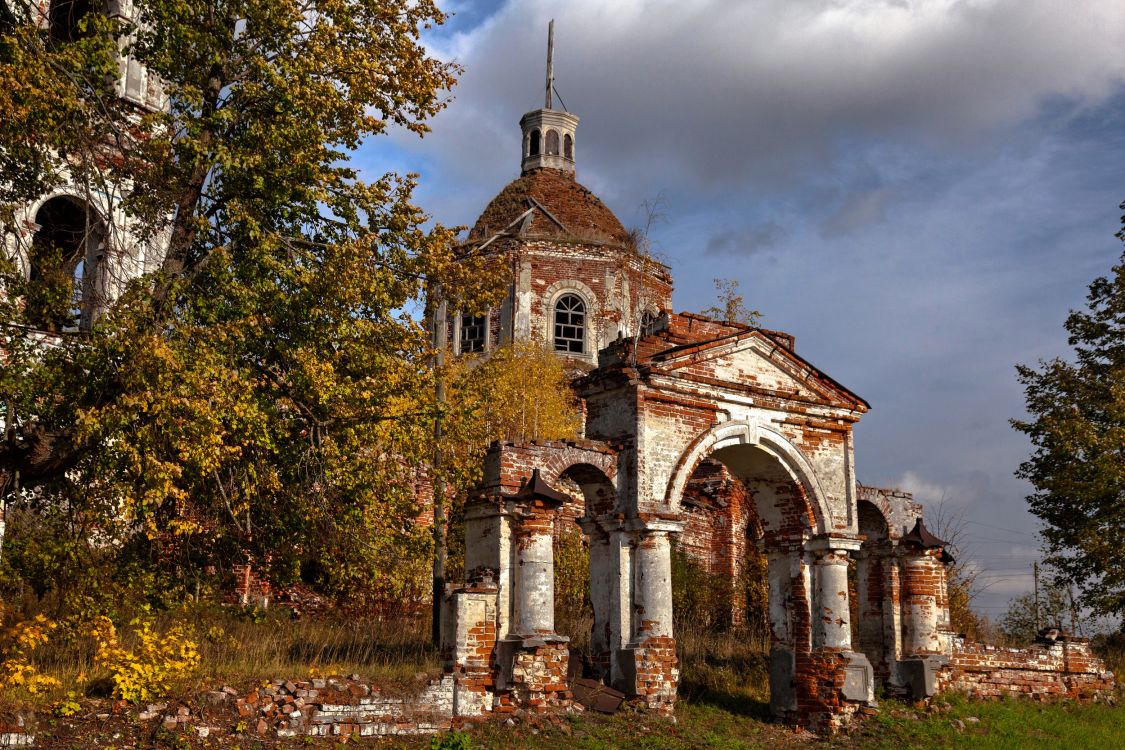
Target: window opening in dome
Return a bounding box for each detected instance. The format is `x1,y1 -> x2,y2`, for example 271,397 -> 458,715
641,310 -> 659,337
545,130 -> 559,156
563,133 -> 573,160
460,313 -> 487,353
529,129 -> 541,156
553,294 -> 586,353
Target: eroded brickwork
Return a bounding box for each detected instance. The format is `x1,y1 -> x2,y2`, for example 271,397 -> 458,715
622,636 -> 679,714
503,642 -> 570,712
940,640 -> 1114,700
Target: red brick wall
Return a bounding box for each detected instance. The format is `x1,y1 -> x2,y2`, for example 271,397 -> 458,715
941,640 -> 1115,699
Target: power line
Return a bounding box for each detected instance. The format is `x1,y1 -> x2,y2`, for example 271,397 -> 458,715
965,520 -> 1040,539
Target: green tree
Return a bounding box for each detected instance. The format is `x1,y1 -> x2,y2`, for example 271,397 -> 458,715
999,583 -> 1070,644
0,0 -> 499,610
1013,202 -> 1125,617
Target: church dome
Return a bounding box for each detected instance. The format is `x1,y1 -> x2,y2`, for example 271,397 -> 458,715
468,168 -> 629,246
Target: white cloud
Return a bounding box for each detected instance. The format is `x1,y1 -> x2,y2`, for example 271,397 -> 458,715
896,469 -> 967,506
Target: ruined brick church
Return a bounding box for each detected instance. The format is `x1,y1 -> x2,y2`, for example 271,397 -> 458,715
435,27 -> 1114,730
1,4 -> 1111,733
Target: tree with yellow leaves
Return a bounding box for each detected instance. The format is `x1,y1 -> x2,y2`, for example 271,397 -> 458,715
0,0 -> 501,610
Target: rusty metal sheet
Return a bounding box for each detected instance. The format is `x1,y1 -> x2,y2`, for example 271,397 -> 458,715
571,678 -> 624,714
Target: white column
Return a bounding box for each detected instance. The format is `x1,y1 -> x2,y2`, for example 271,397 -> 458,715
514,514 -> 555,636
629,520 -> 683,641
809,537 -> 862,651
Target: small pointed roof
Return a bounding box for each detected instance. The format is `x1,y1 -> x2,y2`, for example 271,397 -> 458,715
510,468 -> 571,506
901,519 -> 955,563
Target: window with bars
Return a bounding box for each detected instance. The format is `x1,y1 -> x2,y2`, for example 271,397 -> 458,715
460,313 -> 487,353
553,294 -> 586,353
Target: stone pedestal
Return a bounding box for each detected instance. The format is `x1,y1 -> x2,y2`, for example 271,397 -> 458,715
448,585 -> 499,717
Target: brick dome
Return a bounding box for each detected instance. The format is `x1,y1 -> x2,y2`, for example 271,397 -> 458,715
468,168 -> 629,246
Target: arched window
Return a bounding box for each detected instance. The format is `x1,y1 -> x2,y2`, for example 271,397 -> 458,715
49,0 -> 95,43
563,133 -> 573,160
640,310 -> 659,337
553,294 -> 586,353
545,130 -> 560,156
27,197 -> 99,332
459,312 -> 486,353
529,129 -> 541,156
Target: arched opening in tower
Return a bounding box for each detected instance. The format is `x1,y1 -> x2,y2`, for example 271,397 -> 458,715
49,0 -> 96,43
27,196 -> 102,332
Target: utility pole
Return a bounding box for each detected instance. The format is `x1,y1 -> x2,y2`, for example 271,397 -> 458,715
430,294 -> 448,648
1033,561 -> 1041,632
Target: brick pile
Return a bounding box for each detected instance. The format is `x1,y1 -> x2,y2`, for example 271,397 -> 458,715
195,675 -> 454,739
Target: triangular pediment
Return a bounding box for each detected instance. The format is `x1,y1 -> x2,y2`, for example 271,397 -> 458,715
645,330 -> 868,411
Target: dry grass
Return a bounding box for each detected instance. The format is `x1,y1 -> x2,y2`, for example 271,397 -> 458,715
676,623 -> 771,716
12,605 -> 439,703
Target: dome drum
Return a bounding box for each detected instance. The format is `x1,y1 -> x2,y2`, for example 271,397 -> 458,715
520,109 -> 579,175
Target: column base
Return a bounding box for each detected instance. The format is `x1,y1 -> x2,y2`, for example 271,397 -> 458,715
791,650 -> 876,732
494,636 -> 571,713
616,637 -> 678,714
892,655 -> 949,700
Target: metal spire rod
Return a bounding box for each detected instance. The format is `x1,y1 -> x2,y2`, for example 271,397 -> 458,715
545,20 -> 555,109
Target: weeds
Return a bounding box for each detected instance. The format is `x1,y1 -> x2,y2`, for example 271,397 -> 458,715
1,604 -> 439,705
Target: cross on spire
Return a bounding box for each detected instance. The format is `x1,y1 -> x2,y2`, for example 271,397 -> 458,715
545,19 -> 555,110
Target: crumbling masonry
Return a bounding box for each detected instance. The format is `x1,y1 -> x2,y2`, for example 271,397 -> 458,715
437,38 -> 1114,731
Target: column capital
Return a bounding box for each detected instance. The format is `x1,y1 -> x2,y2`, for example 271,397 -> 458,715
623,517 -> 684,535
806,534 -> 863,554
463,495 -> 514,522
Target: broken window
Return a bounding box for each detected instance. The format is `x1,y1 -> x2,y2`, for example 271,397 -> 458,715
529,129 -> 541,156
553,293 -> 586,353
27,196 -> 100,332
563,133 -> 573,160
641,310 -> 659,337
545,130 -> 559,156
459,313 -> 486,353
49,0 -> 96,43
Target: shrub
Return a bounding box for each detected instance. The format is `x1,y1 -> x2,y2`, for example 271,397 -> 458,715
0,613 -> 61,696
91,615 -> 200,702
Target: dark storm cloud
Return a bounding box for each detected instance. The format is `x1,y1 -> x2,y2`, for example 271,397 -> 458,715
409,0 -> 1125,200
705,223 -> 784,256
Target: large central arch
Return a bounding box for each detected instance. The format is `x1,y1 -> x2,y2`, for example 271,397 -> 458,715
664,419 -> 832,535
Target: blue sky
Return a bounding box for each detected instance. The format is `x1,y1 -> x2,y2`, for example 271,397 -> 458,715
360,0 -> 1125,622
